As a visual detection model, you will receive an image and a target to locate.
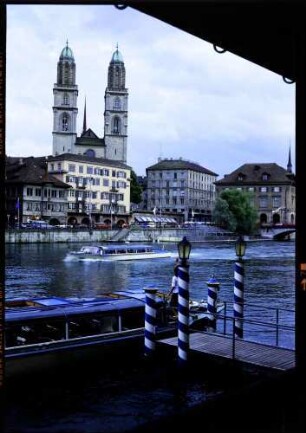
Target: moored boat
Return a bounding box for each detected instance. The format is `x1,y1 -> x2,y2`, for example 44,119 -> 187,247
65,244 -> 172,261
5,289 -> 225,379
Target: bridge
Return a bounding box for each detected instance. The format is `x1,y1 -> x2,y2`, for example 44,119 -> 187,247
260,224 -> 295,241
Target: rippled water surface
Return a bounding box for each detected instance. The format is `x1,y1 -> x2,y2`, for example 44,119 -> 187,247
5,240 -> 295,304
4,240 -> 295,433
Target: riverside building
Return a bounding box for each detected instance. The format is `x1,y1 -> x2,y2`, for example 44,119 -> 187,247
145,158 -> 218,223
214,151 -> 296,225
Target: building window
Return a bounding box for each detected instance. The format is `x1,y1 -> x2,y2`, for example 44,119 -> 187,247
262,174 -> 269,181
79,165 -> 83,173
26,188 -> 33,196
272,196 -> 281,208
259,197 -> 268,208
62,114 -> 69,131
87,166 -> 93,174
68,164 -> 76,172
112,117 -> 121,134
85,149 -> 95,158
63,93 -> 69,105
273,186 -> 281,192
260,187 -> 268,193
113,97 -> 121,110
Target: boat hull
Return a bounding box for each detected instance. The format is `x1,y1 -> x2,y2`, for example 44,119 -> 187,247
67,252 -> 171,261
5,327 -> 175,381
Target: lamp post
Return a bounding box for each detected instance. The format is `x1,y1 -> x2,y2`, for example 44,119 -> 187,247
177,236 -> 192,365
233,235 -> 247,338
88,177 -> 93,233
109,190 -> 118,230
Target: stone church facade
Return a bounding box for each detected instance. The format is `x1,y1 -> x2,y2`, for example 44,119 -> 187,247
52,41 -> 128,164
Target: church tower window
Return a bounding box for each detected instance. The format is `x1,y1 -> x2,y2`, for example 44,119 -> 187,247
113,97 -> 121,110
63,93 -> 69,105
112,117 -> 121,134
62,114 -> 69,131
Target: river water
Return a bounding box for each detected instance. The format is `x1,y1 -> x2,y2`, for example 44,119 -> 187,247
4,239 -> 296,433
5,239 -> 295,347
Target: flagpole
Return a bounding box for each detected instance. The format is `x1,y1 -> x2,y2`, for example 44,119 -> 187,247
16,196 -> 20,228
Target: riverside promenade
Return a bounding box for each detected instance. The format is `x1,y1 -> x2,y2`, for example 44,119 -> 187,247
5,225 -> 237,244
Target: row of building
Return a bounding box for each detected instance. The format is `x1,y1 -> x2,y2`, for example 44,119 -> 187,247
5,151 -> 295,228
5,42 -> 296,229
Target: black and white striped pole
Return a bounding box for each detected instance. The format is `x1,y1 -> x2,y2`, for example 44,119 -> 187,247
144,286 -> 158,357
207,276 -> 220,331
233,235 -> 247,338
177,236 -> 192,365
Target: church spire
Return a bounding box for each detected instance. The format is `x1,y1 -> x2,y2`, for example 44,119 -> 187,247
287,145 -> 292,173
82,97 -> 87,135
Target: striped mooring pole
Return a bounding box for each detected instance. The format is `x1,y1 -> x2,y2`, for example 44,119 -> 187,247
233,260 -> 244,338
207,276 -> 220,331
178,262 -> 190,365
144,286 -> 158,357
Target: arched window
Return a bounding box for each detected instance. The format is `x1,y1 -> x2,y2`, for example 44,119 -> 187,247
62,114 -> 69,131
112,117 -> 121,134
272,213 -> 281,224
113,97 -> 121,110
84,149 -> 96,158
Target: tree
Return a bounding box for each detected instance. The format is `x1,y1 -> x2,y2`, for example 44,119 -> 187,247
212,189 -> 258,234
130,170 -> 143,204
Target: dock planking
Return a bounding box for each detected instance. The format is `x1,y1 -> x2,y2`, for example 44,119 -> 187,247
158,332 -> 295,371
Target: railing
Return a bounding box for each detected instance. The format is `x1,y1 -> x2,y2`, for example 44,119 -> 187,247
200,301 -> 295,351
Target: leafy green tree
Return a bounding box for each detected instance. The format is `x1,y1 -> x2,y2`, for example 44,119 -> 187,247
130,170 -> 143,204
212,189 -> 258,234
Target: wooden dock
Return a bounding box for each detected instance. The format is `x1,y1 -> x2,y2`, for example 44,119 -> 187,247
158,332 -> 295,371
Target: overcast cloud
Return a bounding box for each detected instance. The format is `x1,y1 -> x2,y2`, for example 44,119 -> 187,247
6,4 -> 295,177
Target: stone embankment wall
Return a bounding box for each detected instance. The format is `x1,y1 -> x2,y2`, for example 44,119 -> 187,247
5,227 -> 236,244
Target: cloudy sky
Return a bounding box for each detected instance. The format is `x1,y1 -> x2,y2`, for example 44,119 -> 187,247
6,4 -> 295,177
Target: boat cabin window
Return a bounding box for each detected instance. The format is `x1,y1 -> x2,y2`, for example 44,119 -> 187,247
5,319 -> 66,347
121,308 -> 144,330
68,314 -> 118,338
80,246 -> 102,255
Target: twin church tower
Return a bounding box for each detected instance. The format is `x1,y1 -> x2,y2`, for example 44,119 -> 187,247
52,41 -> 128,163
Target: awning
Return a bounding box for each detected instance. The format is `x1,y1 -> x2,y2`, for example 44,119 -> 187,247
135,215 -> 177,224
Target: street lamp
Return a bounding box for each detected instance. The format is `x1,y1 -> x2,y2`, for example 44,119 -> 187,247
177,236 -> 192,263
176,236 -> 192,365
235,235 -> 247,260
234,234 -> 247,338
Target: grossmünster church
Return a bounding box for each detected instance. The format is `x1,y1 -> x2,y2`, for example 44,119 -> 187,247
52,41 -> 128,164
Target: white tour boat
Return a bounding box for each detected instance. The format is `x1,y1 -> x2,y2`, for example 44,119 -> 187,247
65,244 -> 172,261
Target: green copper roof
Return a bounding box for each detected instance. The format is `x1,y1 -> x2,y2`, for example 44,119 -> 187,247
60,40 -> 74,61
111,45 -> 124,63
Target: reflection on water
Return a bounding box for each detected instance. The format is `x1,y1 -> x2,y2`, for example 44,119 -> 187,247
5,240 -> 294,300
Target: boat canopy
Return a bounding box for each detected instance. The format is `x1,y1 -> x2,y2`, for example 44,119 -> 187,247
5,296 -> 145,323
